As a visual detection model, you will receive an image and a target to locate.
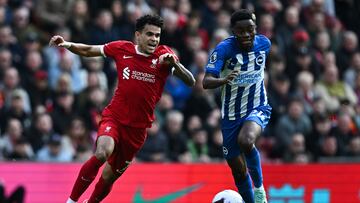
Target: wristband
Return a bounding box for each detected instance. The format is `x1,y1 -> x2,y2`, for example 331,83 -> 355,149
61,42 -> 72,49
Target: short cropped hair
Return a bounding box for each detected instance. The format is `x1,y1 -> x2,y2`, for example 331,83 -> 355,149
135,14 -> 164,31
230,9 -> 256,28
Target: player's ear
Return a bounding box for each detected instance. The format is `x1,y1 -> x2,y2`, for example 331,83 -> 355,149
135,31 -> 141,38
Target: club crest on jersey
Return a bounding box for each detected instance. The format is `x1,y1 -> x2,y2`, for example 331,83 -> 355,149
210,52 -> 217,63
151,58 -> 158,68
256,54 -> 265,66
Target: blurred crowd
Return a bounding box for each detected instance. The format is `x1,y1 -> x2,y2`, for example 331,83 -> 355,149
0,0 -> 360,164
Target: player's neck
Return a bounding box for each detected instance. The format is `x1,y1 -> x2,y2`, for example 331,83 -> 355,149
135,45 -> 150,57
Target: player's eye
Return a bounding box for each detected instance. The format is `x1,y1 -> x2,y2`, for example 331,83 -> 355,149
235,25 -> 256,34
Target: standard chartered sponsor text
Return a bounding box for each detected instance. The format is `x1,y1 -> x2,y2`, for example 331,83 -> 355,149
131,70 -> 155,83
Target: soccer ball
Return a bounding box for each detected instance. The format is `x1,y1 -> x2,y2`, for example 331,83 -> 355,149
212,189 -> 244,203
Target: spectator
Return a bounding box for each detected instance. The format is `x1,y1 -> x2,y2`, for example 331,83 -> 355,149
64,117 -> 93,159
20,51 -> 46,107
344,52 -> 360,88
66,0 -> 90,43
308,113 -> 332,158
336,31 -> 358,75
276,6 -> 303,54
317,136 -> 342,160
48,51 -> 87,93
87,9 -> 120,45
154,92 -> 174,127
183,72 -> 217,121
268,74 -> 291,128
28,70 -> 52,111
274,97 -> 312,155
160,9 -> 183,51
81,56 -> 107,91
187,128 -> 210,163
208,28 -> 230,52
0,25 -> 22,65
51,91 -> 77,134
137,120 -> 168,162
165,75 -> 192,110
283,133 -> 311,163
200,0 -> 223,36
26,112 -> 57,153
0,118 -> 34,160
44,27 -> 82,90
11,6 -> 39,45
313,31 -> 331,67
0,48 -> 12,79
314,64 -> 357,113
208,127 -> 224,161
34,0 -> 74,32
188,50 -> 208,76
330,112 -> 357,153
0,89 -> 32,132
223,0 -> 242,14
257,13 -> 275,40
285,29 -> 312,79
36,133 -> 73,162
79,86 -> 107,132
294,71 -> 319,114
1,68 -> 32,114
346,136 -> 360,157
163,110 -> 190,162
215,10 -> 231,31
186,114 -> 202,132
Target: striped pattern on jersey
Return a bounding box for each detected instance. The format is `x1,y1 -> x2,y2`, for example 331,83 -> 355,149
220,50 -> 268,120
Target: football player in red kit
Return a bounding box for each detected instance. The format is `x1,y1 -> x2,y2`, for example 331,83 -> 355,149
49,14 -> 195,203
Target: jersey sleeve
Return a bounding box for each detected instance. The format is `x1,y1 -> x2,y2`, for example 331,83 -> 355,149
262,36 -> 272,55
161,45 -> 179,62
205,42 -> 228,77
103,40 -> 126,58
158,45 -> 179,74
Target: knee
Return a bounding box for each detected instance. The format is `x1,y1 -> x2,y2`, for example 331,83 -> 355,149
238,131 -> 256,152
94,147 -> 112,162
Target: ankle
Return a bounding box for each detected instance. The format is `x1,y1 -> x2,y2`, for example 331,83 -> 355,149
254,184 -> 264,190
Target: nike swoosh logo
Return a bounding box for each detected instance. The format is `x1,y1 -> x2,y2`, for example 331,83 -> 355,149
133,183 -> 202,203
123,55 -> 133,59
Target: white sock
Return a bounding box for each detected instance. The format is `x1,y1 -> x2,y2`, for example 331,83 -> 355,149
66,198 -> 76,203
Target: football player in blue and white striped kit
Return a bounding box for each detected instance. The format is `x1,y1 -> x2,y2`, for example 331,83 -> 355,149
203,9 -> 271,203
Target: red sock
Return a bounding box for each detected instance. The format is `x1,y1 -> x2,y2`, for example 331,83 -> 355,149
88,177 -> 113,203
69,156 -> 104,201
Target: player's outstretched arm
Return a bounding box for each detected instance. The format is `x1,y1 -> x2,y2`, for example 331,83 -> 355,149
160,53 -> 195,86
172,62 -> 195,86
49,35 -> 103,57
202,70 -> 239,89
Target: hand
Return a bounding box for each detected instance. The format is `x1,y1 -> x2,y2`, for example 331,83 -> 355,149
224,69 -> 240,84
49,35 -> 72,48
159,53 -> 176,65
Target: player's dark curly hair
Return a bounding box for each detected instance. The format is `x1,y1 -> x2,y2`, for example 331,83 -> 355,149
135,14 -> 164,31
230,9 -> 256,28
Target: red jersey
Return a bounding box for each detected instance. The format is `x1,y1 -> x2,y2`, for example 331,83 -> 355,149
101,40 -> 176,128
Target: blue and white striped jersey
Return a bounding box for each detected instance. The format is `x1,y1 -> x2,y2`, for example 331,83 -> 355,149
205,35 -> 271,124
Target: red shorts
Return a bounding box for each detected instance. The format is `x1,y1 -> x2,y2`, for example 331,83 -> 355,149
97,117 -> 147,174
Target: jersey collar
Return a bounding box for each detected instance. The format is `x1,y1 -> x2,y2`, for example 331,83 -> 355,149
135,45 -> 150,57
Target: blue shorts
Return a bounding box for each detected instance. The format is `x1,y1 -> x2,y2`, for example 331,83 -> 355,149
221,105 -> 272,159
